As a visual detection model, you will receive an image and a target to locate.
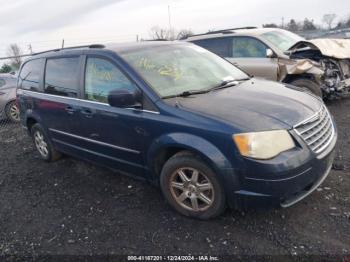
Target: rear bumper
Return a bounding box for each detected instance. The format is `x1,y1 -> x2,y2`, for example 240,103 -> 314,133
226,133 -> 336,210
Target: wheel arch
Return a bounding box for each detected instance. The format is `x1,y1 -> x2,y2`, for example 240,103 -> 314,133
24,111 -> 42,133
147,133 -> 234,182
282,73 -> 319,84
26,117 -> 38,132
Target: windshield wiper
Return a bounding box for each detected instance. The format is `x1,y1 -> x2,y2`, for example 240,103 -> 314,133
162,76 -> 251,99
210,76 -> 252,91
209,76 -> 244,91
162,89 -> 211,99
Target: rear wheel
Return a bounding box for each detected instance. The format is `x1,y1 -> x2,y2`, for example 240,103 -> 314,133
160,152 -> 226,219
289,78 -> 323,97
31,123 -> 62,162
5,101 -> 20,122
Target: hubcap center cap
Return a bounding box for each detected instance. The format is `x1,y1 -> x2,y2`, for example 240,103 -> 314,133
188,184 -> 197,193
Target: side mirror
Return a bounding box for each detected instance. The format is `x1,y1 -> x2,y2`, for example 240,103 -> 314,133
266,49 -> 274,58
107,89 -> 142,108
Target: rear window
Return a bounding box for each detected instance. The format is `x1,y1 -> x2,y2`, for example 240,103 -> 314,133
18,59 -> 44,91
45,57 -> 80,97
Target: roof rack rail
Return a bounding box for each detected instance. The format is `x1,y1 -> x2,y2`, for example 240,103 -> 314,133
0,44 -> 105,60
32,44 -> 105,56
143,39 -> 169,41
185,27 -> 258,39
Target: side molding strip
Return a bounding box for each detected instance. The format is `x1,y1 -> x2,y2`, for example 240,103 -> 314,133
49,128 -> 140,154
52,138 -> 145,169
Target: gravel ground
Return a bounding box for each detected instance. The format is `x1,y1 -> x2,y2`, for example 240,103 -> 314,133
0,99 -> 349,261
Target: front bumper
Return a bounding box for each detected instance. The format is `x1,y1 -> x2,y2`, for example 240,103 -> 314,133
226,131 -> 337,210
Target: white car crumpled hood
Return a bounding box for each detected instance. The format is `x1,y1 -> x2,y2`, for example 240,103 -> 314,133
289,39 -> 350,59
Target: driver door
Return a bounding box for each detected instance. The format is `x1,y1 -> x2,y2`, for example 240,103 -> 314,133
77,56 -> 146,176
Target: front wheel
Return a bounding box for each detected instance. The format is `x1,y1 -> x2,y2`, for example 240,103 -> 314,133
160,152 -> 226,219
289,78 -> 323,97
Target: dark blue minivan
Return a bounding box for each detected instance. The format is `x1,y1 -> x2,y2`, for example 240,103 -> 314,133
17,42 -> 337,219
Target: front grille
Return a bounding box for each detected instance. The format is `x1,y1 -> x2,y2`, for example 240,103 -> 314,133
294,105 -> 335,154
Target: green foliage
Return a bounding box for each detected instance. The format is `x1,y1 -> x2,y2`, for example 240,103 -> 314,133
0,63 -> 12,73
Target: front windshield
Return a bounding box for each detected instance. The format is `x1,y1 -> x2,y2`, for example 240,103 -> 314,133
260,30 -> 305,52
119,44 -> 248,98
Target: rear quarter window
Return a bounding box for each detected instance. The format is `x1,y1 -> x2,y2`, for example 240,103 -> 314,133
44,57 -> 80,97
18,59 -> 44,91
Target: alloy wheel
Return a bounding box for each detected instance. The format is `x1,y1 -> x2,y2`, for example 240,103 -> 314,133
169,167 -> 214,212
34,131 -> 49,158
9,103 -> 20,122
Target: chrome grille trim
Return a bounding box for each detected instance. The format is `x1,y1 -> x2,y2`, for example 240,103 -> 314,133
294,105 -> 335,154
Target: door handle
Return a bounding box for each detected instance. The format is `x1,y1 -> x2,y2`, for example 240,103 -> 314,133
81,108 -> 94,118
65,106 -> 76,114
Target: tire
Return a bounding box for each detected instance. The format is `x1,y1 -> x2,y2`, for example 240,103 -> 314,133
289,78 -> 323,97
31,123 -> 62,162
160,151 -> 226,219
5,101 -> 20,122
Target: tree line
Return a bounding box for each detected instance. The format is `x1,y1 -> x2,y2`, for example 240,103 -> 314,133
1,12 -> 349,73
263,13 -> 350,32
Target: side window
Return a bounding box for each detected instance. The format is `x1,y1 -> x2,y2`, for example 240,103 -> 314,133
45,57 -> 80,97
85,57 -> 137,103
232,37 -> 267,58
0,78 -> 5,88
192,38 -> 231,57
18,59 -> 44,91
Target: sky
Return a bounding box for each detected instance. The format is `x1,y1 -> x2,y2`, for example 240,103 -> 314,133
0,0 -> 349,59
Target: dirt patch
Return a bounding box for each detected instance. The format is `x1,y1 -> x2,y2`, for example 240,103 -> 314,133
0,99 -> 349,260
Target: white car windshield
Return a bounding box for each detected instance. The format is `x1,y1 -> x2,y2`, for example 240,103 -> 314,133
261,30 -> 305,52
120,44 -> 248,98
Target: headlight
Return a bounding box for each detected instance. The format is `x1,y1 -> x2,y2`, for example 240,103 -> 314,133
233,130 -> 295,160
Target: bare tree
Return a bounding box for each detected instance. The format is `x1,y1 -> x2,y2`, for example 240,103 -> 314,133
149,26 -> 171,40
322,14 -> 337,30
176,29 -> 194,40
7,44 -> 23,70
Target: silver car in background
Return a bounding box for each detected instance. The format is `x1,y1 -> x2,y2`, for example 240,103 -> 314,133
0,74 -> 19,122
186,27 -> 350,99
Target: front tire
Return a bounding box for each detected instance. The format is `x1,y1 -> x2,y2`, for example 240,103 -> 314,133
31,123 -> 62,162
289,78 -> 323,97
160,152 -> 226,219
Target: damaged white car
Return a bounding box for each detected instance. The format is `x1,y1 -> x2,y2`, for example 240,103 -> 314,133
287,38 -> 350,98
186,27 -> 350,99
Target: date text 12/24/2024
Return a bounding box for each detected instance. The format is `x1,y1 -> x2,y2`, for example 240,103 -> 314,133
127,255 -> 219,261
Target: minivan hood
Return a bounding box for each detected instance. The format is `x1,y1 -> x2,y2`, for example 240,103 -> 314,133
165,79 -> 322,132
